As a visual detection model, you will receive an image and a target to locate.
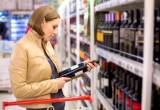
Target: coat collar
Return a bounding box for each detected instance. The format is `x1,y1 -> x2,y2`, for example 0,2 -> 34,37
27,29 -> 48,47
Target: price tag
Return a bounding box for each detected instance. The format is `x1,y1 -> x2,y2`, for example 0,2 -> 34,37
118,60 -> 123,67
134,68 -> 140,76
122,61 -> 126,69
153,75 -> 157,85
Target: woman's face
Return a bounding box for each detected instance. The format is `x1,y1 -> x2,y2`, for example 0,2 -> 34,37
41,18 -> 60,41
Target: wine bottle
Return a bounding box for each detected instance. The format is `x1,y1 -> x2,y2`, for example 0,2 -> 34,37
124,10 -> 134,58
118,70 -> 127,110
59,60 -> 99,78
104,62 -> 112,98
102,13 -> 109,50
129,9 -> 140,60
101,59 -> 107,93
124,73 -> 132,110
113,11 -> 121,53
125,75 -> 136,110
131,78 -> 142,110
97,13 -> 105,47
154,8 -> 160,64
112,65 -> 119,106
115,68 -> 123,108
137,9 -> 144,63
151,84 -> 159,110
120,11 -> 128,56
98,58 -> 103,89
108,13 -> 115,52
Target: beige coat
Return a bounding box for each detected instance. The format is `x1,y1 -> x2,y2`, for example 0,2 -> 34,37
8,30 -> 60,109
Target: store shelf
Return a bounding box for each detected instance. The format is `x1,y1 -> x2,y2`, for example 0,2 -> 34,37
85,72 -> 91,79
71,54 -> 77,63
80,89 -> 92,108
94,0 -> 143,12
79,9 -> 85,15
70,34 -> 77,39
70,12 -> 76,18
80,37 -> 90,45
11,11 -> 33,15
96,47 -> 143,77
96,88 -> 117,110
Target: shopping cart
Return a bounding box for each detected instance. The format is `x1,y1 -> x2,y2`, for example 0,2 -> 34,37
2,95 -> 92,110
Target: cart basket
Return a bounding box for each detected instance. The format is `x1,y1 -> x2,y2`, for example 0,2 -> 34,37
2,95 -> 92,110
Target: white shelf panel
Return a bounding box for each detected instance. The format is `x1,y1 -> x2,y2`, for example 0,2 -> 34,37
96,89 -> 116,110
96,47 -> 143,77
80,37 -> 90,45
80,89 -> 92,108
94,0 -> 143,12
85,72 -> 91,79
71,54 -> 77,63
70,13 -> 76,18
79,9 -> 85,15
70,34 -> 77,39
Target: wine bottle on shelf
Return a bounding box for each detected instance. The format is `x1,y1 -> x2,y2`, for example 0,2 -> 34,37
97,13 -> 105,48
102,13 -> 109,50
103,62 -> 112,98
115,68 -> 123,108
101,13 -> 108,49
125,75 -> 136,110
118,70 -> 127,110
129,9 -> 140,60
131,78 -> 142,110
101,59 -> 107,93
137,9 -> 144,63
124,73 -> 133,110
154,8 -> 160,64
112,65 -> 119,106
151,84 -> 159,110
108,13 -> 116,52
124,10 -> 134,58
59,60 -> 99,78
113,11 -> 121,53
98,58 -> 103,89
104,14 -> 111,51
120,11 -> 128,56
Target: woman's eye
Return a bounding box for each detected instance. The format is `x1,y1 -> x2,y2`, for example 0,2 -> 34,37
53,26 -> 58,29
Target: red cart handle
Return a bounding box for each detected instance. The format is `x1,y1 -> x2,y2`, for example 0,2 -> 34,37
2,95 -> 92,110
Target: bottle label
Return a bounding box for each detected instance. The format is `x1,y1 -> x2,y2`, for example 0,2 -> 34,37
101,78 -> 104,89
126,97 -> 131,107
132,102 -> 141,110
129,30 -> 135,41
70,65 -> 79,70
75,70 -> 83,76
137,29 -> 144,58
135,31 -> 138,48
104,78 -> 109,86
120,28 -> 126,39
100,31 -> 104,42
118,91 -> 122,100
113,30 -> 119,43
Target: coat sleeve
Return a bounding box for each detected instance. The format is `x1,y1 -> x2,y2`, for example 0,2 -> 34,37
8,43 -> 58,98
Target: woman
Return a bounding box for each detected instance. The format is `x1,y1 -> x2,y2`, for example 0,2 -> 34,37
8,5 -> 97,110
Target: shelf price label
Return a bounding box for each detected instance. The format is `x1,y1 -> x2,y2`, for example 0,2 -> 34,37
134,67 -> 142,76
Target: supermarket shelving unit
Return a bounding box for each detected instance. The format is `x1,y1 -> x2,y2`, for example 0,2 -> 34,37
63,0 -> 160,110
92,0 -> 160,110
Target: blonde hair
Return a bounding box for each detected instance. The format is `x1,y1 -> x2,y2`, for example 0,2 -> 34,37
28,5 -> 60,36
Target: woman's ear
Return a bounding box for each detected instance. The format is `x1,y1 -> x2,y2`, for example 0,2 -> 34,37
41,18 -> 46,28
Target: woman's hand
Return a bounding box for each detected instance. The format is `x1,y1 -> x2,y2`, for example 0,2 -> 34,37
84,59 -> 98,72
56,77 -> 71,89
